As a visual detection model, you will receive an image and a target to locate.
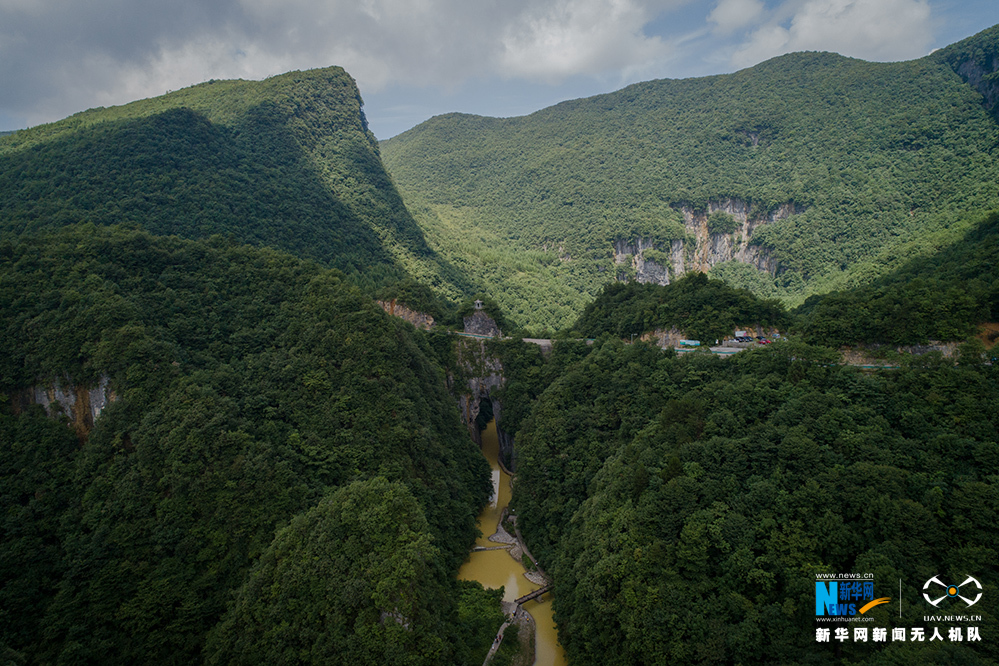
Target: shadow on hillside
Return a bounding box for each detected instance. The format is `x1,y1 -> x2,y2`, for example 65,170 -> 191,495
0,105 -> 477,295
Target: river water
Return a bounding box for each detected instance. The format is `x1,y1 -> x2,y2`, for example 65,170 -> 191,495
458,421 -> 568,666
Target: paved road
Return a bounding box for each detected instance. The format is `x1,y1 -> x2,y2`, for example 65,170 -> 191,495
453,332 -> 901,367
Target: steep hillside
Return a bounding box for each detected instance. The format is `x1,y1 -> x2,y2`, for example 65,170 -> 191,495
382,25 -> 999,331
511,340 -> 999,665
0,68 -> 471,294
0,225 -> 493,664
794,209 -> 999,346
572,272 -> 787,342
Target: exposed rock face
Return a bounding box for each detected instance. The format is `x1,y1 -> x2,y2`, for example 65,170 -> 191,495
463,310 -> 502,337
613,198 -> 801,285
455,339 -> 504,445
377,299 -> 434,330
453,337 -> 517,470
946,51 -> 999,120
840,341 -> 961,364
11,375 -> 115,440
640,328 -> 687,348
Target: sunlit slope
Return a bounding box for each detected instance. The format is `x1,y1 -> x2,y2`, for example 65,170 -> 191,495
382,25 -> 999,330
0,67 -> 469,292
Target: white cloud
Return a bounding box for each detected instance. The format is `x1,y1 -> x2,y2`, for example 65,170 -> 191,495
500,0 -> 670,82
708,0 -> 765,35
1,0 -> 690,128
732,0 -> 933,68
0,0 -> 983,135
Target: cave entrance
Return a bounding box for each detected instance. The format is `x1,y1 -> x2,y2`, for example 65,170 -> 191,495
474,396 -> 494,433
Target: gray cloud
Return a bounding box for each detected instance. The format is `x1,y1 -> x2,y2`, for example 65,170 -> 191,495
0,0 -> 991,134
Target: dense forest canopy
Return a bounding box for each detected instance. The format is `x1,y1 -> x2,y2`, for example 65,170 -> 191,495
573,273 -> 788,342
794,210 -> 999,347
382,24 -> 999,331
506,338 -> 998,665
3,23 -> 999,666
0,225 -> 496,664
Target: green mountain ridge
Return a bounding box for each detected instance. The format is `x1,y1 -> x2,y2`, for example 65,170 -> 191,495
3,26 -> 999,666
509,337 -> 999,665
382,24 -> 999,331
0,225 -> 495,664
0,67 -> 472,295
794,209 -> 999,346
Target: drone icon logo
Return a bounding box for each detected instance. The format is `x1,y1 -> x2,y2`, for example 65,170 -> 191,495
923,576 -> 982,608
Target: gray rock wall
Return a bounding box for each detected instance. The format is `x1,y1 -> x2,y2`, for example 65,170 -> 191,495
12,375 -> 115,439
463,310 -> 502,337
611,198 -> 802,285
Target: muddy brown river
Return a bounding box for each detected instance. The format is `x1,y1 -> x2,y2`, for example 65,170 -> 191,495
458,421 -> 568,665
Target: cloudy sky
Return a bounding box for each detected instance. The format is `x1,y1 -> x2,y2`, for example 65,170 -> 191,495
2,0 -> 998,139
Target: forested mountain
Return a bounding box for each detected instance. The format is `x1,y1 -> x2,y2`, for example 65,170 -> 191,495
382,24 -> 999,331
0,226 -> 497,664
570,209 -> 999,348
794,210 -> 999,346
4,20 -> 999,666
0,67 -> 471,294
572,273 -> 787,342
503,338 -> 998,665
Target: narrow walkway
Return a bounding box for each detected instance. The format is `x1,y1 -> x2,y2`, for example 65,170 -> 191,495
482,619 -> 512,665
514,584 -> 553,607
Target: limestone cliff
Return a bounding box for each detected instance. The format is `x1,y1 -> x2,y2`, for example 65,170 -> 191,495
377,299 -> 435,330
613,198 -> 801,285
455,338 -> 504,444
640,328 -> 687,348
453,337 -> 516,469
937,26 -> 999,121
463,310 -> 502,338
11,375 -> 115,440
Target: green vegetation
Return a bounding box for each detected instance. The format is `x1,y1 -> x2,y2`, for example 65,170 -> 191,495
0,68 -> 471,296
936,23 -> 999,121
205,478 -> 479,665
794,210 -> 999,346
490,624 -> 520,666
4,25 -> 999,666
382,25 -> 999,330
511,339 -> 999,664
707,210 -> 739,235
572,273 -> 787,342
0,225 -> 494,663
374,278 -> 449,320
452,294 -> 513,333
488,338 -> 593,440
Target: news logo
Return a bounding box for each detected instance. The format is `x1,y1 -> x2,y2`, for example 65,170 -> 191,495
816,578 -> 891,616
923,576 -> 982,608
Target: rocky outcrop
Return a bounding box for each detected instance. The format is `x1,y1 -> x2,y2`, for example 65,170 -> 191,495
938,35 -> 999,120
613,198 -> 801,285
640,328 -> 687,348
954,59 -> 999,119
613,237 -> 671,284
453,337 -> 517,470
840,341 -> 961,365
495,409 -> 517,471
377,299 -> 434,330
463,310 -> 502,338
455,338 -> 504,447
11,375 -> 115,440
